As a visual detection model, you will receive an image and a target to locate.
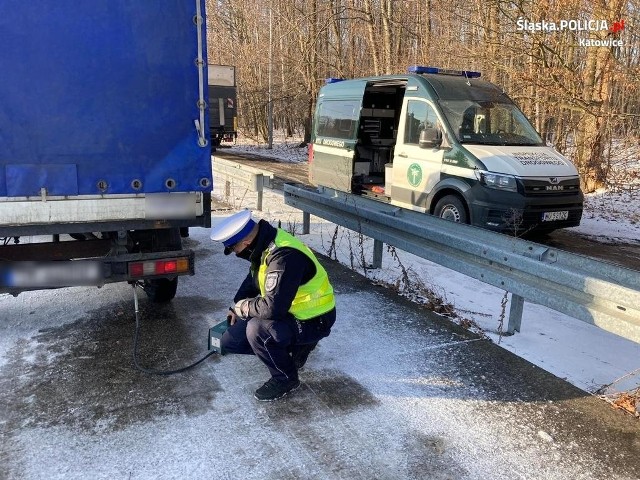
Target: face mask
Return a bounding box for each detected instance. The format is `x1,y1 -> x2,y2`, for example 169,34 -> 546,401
235,247 -> 253,260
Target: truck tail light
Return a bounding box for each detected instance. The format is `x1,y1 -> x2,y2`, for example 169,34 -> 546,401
128,257 -> 190,278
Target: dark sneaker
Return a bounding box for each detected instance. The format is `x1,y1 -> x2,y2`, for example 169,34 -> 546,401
292,342 -> 318,370
254,377 -> 300,401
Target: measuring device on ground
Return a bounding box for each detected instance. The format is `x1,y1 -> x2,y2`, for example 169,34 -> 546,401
208,320 -> 229,354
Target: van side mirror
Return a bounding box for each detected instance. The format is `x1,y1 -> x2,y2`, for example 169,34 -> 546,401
419,127 -> 442,149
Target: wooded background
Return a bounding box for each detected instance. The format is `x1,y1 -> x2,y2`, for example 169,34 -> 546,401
205,0 -> 639,191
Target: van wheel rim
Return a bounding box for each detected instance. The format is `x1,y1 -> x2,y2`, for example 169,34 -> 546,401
441,206 -> 461,222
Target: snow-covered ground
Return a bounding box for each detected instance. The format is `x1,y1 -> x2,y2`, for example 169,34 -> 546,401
217,133 -> 640,413
575,189 -> 640,243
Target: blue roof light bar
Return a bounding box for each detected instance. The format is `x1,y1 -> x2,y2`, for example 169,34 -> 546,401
325,77 -> 345,84
407,65 -> 481,78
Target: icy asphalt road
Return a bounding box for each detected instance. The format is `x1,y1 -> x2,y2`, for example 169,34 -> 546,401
1,228 -> 639,480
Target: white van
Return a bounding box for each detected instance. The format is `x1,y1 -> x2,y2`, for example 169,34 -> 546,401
308,66 -> 583,233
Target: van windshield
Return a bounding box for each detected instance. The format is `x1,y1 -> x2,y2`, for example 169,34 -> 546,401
439,100 -> 544,146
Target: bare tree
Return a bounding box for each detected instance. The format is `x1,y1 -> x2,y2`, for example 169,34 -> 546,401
205,0 -> 640,189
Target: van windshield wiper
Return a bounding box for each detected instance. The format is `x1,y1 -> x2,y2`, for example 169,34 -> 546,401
462,141 -> 505,146
460,140 -> 544,147
507,142 -> 544,147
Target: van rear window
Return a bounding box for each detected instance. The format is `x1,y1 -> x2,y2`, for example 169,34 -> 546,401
316,100 -> 360,139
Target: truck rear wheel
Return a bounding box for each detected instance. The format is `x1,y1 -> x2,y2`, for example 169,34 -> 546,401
143,277 -> 178,303
434,195 -> 468,224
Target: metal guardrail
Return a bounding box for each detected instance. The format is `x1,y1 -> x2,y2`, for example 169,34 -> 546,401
283,183 -> 640,344
213,157 -> 274,210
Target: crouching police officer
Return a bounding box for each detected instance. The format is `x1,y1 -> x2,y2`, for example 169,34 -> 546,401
210,210 -> 336,401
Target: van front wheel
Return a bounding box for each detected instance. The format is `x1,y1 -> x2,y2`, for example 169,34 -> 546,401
434,195 -> 468,224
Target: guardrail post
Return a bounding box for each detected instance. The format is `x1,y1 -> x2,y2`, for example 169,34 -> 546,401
302,212 -> 310,234
372,239 -> 383,269
507,294 -> 525,334
213,159 -> 273,212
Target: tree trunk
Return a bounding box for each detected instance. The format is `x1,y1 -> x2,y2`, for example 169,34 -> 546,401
362,0 -> 380,75
574,0 -> 625,192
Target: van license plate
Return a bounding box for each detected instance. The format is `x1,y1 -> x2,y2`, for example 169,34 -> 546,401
542,211 -> 569,222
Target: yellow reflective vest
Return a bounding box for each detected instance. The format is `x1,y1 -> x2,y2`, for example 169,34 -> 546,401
258,229 -> 335,320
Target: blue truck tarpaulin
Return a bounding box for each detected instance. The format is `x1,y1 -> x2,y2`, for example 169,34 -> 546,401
0,0 -> 212,197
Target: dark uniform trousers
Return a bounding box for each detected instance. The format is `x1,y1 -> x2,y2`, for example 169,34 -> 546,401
221,308 -> 336,382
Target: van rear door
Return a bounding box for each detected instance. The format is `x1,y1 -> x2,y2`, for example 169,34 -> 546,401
309,93 -> 364,192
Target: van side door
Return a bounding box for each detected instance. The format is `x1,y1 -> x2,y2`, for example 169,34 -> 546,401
390,99 -> 444,211
309,98 -> 362,192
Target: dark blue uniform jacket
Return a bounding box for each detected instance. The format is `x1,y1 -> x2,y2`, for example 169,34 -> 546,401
234,220 -> 316,321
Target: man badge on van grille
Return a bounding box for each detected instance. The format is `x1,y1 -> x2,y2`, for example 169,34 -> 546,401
407,163 -> 423,187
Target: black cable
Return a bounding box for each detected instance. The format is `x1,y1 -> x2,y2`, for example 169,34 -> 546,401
131,283 -> 218,375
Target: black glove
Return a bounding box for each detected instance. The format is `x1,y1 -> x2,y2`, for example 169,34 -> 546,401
226,307 -> 235,326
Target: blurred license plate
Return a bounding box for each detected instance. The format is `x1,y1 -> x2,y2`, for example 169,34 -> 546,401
542,211 -> 569,222
2,261 -> 102,288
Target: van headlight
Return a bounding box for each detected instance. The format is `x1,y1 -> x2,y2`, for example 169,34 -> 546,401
475,171 -> 518,192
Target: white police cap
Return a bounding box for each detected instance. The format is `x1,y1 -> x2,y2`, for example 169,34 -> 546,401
210,209 -> 256,255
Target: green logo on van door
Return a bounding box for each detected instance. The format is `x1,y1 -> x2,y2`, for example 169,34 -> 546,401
407,163 -> 423,187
